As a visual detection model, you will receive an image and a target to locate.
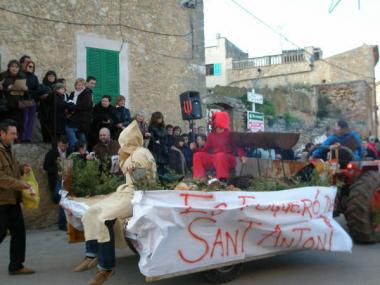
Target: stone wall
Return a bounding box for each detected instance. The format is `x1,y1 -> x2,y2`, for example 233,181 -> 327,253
14,143 -> 58,229
315,80 -> 373,137
202,94 -> 247,132
0,0 -> 206,125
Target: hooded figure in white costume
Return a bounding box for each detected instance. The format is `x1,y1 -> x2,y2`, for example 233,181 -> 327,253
74,120 -> 156,285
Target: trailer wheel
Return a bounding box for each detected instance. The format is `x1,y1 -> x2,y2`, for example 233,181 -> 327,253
345,171 -> 380,243
202,264 -> 243,284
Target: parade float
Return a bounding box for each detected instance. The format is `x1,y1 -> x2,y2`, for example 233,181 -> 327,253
57,130 -> 380,283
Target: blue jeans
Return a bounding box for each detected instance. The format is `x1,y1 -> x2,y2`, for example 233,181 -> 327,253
65,126 -> 87,152
85,220 -> 116,270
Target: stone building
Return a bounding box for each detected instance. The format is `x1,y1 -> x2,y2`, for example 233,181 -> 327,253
206,36 -> 379,135
0,0 -> 206,124
205,34 -> 248,88
0,0 -> 206,228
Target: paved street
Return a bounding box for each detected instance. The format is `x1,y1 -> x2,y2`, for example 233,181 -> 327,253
1,218 -> 379,285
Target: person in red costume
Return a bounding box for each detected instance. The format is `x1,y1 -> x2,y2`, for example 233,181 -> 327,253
193,112 -> 247,182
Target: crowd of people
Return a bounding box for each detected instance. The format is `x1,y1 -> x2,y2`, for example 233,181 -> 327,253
0,55 -> 212,176
3,54 -> 380,285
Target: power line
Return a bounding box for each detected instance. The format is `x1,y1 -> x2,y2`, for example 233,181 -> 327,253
0,6 -> 191,37
229,0 -> 376,81
329,0 -> 342,13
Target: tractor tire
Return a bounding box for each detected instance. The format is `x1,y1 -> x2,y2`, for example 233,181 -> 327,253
202,264 -> 243,284
345,171 -> 380,243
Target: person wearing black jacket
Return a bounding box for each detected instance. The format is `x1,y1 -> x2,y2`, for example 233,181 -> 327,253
47,83 -> 73,143
148,111 -> 168,175
43,136 -> 69,230
90,95 -> 118,147
114,95 -> 131,139
168,136 -> 187,176
20,59 -> 39,142
66,77 -> 95,152
39,70 -> 57,143
2,60 -> 27,140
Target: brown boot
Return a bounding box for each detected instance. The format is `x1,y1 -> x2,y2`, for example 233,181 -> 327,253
87,269 -> 114,285
73,257 -> 98,272
9,267 -> 35,275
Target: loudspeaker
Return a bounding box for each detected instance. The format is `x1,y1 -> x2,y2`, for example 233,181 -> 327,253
179,91 -> 202,120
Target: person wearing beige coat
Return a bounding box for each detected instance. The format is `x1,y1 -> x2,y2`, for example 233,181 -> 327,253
73,120 -> 156,285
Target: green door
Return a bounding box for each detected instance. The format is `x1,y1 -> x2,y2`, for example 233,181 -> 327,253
86,47 -> 120,104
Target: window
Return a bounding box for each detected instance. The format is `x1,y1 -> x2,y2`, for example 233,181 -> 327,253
206,64 -> 214,76
214,63 -> 221,75
205,63 -> 222,76
86,47 -> 120,104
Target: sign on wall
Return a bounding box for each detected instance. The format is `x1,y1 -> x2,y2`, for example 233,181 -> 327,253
247,111 -> 265,132
247,91 -> 263,104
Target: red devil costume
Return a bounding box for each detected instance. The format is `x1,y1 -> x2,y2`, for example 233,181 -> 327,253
193,112 -> 244,180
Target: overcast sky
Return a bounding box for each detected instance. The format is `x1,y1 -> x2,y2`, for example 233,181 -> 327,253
204,0 -> 380,80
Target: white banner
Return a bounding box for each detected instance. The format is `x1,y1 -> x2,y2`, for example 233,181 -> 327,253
127,187 -> 352,277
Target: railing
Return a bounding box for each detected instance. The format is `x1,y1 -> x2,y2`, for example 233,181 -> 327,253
232,52 -> 306,70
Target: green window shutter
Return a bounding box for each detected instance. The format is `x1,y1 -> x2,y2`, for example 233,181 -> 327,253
101,50 -> 119,99
86,47 -> 120,104
86,48 -> 103,103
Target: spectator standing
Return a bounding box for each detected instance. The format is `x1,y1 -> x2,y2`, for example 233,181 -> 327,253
21,59 -> 39,142
65,78 -> 85,104
43,136 -> 69,202
194,134 -> 207,150
56,78 -> 69,101
91,95 -> 118,145
0,120 -> 35,275
173,126 -> 182,137
19,55 -> 31,67
65,76 -> 95,152
134,109 -> 151,142
168,136 -> 187,176
188,124 -> 199,144
148,112 -> 167,175
181,133 -> 193,169
43,136 -> 69,230
39,70 -> 57,143
165,124 -> 175,148
2,60 -> 28,140
114,95 -> 131,139
198,126 -> 207,136
48,83 -> 73,143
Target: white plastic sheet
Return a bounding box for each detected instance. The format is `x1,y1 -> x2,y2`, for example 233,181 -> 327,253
60,190 -> 89,231
127,187 -> 352,277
